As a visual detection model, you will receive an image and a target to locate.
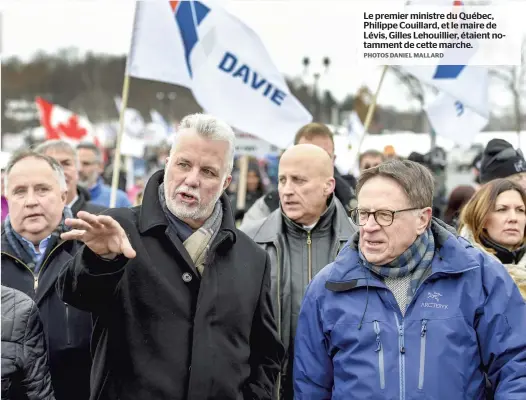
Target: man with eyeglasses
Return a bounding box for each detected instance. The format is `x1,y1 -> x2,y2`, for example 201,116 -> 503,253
294,159 -> 526,399
480,138 -> 526,190
359,149 -> 385,172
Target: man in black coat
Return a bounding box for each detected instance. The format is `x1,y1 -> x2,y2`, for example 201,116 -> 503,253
1,151 -> 92,400
58,113 -> 284,400
35,139 -> 107,216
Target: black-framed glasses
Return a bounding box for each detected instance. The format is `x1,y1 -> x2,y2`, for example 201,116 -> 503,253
363,163 -> 380,170
350,207 -> 421,227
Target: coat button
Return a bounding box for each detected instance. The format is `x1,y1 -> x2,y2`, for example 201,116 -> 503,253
182,272 -> 192,283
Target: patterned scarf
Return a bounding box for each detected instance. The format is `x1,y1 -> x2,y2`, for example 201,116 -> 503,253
159,183 -> 223,277
351,227 -> 435,305
3,206 -> 73,272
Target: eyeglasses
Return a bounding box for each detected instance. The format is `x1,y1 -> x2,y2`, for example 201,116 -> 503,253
363,163 -> 380,170
350,207 -> 421,227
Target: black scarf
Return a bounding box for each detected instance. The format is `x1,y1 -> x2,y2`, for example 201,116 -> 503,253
480,233 -> 526,265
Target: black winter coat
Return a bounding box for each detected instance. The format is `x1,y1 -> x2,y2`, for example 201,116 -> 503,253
1,285 -> 55,400
57,170 -> 284,400
1,235 -> 92,400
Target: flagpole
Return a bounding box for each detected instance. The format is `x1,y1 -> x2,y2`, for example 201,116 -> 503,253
109,2 -> 139,208
351,65 -> 388,165
109,75 -> 131,208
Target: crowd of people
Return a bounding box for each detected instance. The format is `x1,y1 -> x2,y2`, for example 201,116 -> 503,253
1,113 -> 526,399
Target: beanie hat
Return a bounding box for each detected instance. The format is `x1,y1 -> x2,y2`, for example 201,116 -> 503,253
480,139 -> 526,183
471,152 -> 483,171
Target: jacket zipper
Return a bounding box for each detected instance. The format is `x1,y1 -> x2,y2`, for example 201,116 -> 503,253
418,319 -> 428,389
373,321 -> 385,389
65,303 -> 71,345
394,313 -> 406,400
274,243 -> 282,398
1,241 -> 65,291
307,231 -> 312,282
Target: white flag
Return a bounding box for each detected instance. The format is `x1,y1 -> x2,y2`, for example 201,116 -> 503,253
114,97 -> 146,157
425,93 -> 488,146
126,0 -> 312,149
401,1 -> 489,116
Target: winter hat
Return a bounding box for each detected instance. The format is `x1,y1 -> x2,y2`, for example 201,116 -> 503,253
471,152 -> 483,171
480,139 -> 526,183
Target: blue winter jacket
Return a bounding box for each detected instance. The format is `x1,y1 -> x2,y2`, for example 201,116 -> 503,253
88,178 -> 131,209
294,219 -> 526,399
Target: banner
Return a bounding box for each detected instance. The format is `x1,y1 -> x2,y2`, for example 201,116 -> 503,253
126,0 -> 312,148
425,92 -> 489,146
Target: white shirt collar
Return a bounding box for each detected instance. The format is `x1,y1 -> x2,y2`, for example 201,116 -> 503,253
68,195 -> 79,209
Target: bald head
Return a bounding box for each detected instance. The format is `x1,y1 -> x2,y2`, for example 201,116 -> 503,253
278,144 -> 336,225
280,144 -> 334,178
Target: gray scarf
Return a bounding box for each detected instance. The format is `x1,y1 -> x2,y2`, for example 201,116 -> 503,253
351,227 -> 435,306
159,183 -> 223,276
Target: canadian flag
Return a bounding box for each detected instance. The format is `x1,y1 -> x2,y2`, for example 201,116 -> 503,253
35,97 -> 101,148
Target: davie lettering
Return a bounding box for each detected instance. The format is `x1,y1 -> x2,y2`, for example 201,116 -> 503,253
218,51 -> 287,106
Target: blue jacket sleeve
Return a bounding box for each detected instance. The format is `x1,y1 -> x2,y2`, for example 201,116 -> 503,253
117,191 -> 132,207
475,254 -> 526,399
293,284 -> 333,399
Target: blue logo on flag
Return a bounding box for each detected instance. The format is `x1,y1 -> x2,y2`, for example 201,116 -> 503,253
433,65 -> 466,79
172,1 -> 211,77
454,100 -> 464,116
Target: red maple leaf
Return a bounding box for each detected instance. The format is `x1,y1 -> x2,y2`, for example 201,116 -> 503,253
35,97 -> 60,140
57,116 -> 87,140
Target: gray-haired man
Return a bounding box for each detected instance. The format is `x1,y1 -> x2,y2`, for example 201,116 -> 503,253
76,142 -> 131,208
1,150 -> 92,400
34,139 -> 106,216
58,113 -> 283,399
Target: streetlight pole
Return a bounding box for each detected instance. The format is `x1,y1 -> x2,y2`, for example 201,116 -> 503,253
302,57 -> 331,122
156,91 -> 177,123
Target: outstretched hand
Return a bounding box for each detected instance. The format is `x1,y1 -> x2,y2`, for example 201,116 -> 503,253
61,211 -> 136,259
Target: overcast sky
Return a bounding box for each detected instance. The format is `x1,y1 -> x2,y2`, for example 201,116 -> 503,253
1,0 -> 521,115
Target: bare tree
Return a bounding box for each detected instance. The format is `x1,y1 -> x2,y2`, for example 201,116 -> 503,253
489,38 -> 526,140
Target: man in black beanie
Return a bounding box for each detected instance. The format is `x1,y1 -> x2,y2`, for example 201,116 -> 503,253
480,138 -> 526,189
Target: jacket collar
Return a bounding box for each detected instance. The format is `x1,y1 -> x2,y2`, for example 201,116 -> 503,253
326,218 -> 480,290
138,170 -> 237,247
1,232 -> 79,304
252,196 -> 356,244
282,195 -> 336,237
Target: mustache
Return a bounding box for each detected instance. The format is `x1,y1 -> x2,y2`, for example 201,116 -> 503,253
174,186 -> 201,201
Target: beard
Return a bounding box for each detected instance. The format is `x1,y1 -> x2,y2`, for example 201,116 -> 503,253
164,172 -> 224,222
78,171 -> 98,188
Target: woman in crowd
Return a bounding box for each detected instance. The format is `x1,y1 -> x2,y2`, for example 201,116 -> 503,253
443,185 -> 476,228
458,178 -> 526,299
1,285 -> 55,399
229,159 -> 267,221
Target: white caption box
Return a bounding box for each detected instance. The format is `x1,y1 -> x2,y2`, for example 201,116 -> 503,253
351,2 -> 524,66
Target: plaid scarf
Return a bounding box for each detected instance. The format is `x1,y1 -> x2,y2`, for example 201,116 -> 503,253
352,227 -> 435,305
3,206 -> 73,273
159,183 -> 223,277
